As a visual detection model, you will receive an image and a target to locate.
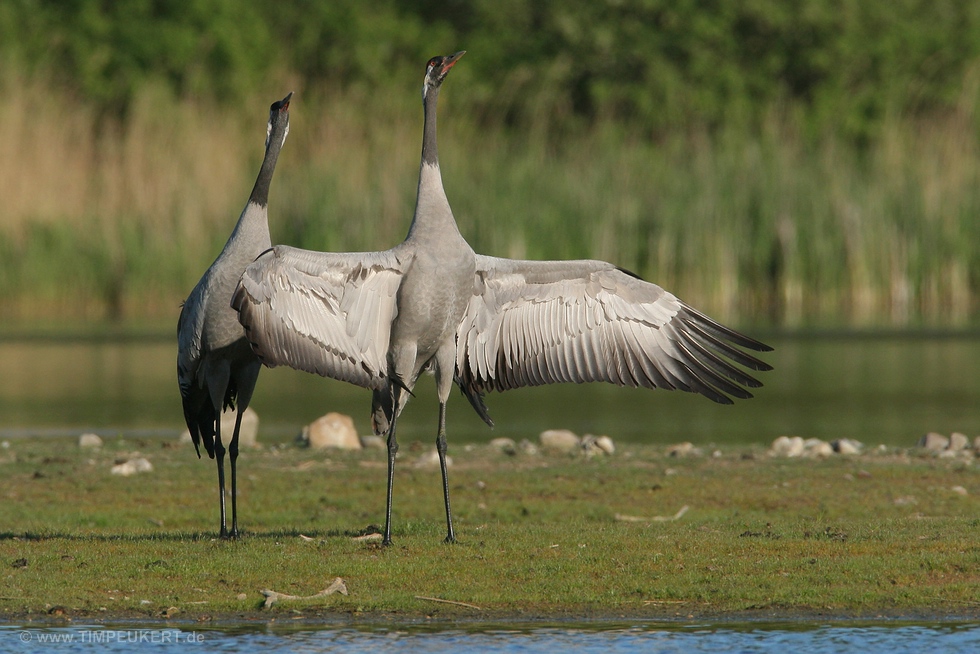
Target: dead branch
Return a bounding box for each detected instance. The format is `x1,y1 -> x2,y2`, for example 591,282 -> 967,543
414,595 -> 482,610
261,577 -> 348,609
615,505 -> 689,522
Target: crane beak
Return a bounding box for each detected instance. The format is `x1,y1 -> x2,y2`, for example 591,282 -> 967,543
280,91 -> 294,111
442,51 -> 466,73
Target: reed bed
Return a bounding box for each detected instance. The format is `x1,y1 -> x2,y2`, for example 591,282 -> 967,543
3,73 -> 980,328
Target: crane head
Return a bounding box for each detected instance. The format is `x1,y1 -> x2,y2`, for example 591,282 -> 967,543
423,51 -> 465,99
266,91 -> 293,150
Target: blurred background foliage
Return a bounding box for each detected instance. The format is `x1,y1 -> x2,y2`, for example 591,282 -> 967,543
7,0 -> 978,140
2,0 -> 980,327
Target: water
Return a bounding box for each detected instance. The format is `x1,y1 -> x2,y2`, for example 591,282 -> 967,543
2,621 -> 979,652
1,331 -> 979,447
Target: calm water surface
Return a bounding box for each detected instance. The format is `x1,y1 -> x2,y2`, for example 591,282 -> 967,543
3,621 -> 980,652
1,332 -> 979,447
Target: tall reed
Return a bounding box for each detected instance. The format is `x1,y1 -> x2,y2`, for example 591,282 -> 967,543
3,72 -> 979,328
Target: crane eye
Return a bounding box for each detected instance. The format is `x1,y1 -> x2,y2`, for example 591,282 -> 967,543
427,57 -> 442,69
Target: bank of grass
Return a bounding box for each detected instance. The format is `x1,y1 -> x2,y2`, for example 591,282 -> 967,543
3,73 -> 980,327
1,437 -> 978,620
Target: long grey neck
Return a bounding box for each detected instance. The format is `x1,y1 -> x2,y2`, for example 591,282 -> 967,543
249,131 -> 285,207
224,135 -> 282,255
420,84 -> 441,167
407,84 -> 462,241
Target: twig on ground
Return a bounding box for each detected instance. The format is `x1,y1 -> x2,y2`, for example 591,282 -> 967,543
352,533 -> 382,542
261,577 -> 348,609
615,505 -> 689,523
414,595 -> 482,610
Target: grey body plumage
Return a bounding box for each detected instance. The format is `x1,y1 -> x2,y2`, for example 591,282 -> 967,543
177,92 -> 291,538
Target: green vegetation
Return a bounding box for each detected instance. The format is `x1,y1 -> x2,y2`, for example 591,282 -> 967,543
2,1 -> 980,327
6,1 -> 978,140
2,438 -> 978,619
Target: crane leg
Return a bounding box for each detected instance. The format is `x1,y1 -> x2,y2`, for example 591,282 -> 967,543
382,416 -> 399,547
214,416 -> 229,539
228,409 -> 244,539
436,401 -> 455,544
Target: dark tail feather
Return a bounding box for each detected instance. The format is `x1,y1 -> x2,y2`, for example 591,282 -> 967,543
456,377 -> 494,428
182,394 -> 217,460
370,374 -> 417,436
371,387 -> 394,436
390,373 -> 414,398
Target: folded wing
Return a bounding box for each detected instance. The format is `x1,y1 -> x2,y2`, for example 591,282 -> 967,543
176,287 -> 205,402
232,245 -> 409,390
456,256 -> 772,405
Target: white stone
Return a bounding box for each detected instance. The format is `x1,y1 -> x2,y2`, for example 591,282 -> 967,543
918,432 -> 949,451
833,439 -> 862,455
581,435 -> 603,457
233,407 -> 261,448
581,433 -> 614,457
111,462 -> 134,476
519,439 -> 539,456
803,439 -> 834,458
770,435 -> 805,457
414,449 -> 451,469
177,406 -> 260,447
948,432 -> 969,451
359,435 -> 386,450
111,457 -> 153,476
667,442 -> 702,458
539,429 -> 580,453
595,435 -> 615,455
303,412 -> 361,450
490,437 -> 517,455
79,433 -> 103,448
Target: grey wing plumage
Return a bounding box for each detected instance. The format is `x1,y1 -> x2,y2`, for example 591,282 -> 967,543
232,245 -> 408,390
177,293 -> 204,398
176,287 -> 213,457
456,255 -> 772,405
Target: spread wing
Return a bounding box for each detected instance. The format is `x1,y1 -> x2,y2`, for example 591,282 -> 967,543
456,256 -> 772,404
232,245 -> 409,390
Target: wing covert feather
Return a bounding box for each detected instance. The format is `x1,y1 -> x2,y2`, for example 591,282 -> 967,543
232,245 -> 407,390
456,255 -> 772,404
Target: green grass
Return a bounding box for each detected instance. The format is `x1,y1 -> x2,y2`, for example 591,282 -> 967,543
2,438 -> 978,620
